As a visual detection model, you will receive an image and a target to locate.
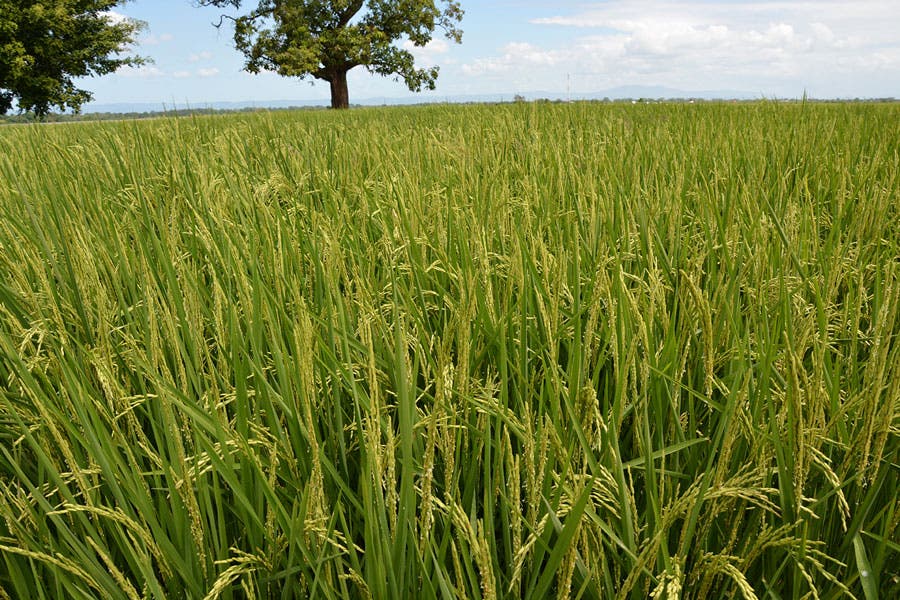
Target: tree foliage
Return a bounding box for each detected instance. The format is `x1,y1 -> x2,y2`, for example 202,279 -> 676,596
202,0 -> 463,108
0,1 -> 143,116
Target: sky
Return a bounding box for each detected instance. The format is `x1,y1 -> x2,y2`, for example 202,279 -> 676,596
83,0 -> 900,109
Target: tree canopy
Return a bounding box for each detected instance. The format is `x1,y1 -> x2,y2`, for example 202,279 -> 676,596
0,1 -> 143,116
202,0 -> 463,108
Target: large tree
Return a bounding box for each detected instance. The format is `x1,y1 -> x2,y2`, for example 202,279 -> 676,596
0,1 -> 144,116
202,0 -> 463,109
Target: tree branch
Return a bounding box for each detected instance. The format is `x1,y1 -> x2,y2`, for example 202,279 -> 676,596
337,1 -> 366,29
211,13 -> 239,29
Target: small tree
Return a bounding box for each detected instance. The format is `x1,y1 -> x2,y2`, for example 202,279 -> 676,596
0,1 -> 144,117
201,0 -> 463,109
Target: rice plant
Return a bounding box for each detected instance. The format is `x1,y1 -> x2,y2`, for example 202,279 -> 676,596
0,101 -> 897,599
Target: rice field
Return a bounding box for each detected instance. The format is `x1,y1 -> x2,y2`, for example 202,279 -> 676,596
0,101 -> 898,599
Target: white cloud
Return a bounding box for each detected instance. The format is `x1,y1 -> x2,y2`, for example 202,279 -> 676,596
189,51 -> 215,63
116,65 -> 165,79
141,33 -> 175,46
810,22 -> 835,44
530,1 -> 897,36
402,39 -> 450,66
171,68 -> 222,80
460,0 -> 900,96
462,42 -> 567,76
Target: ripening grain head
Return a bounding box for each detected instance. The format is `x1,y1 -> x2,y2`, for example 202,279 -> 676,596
0,101 -> 897,599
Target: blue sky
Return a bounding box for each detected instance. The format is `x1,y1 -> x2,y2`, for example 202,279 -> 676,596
85,0 -> 900,108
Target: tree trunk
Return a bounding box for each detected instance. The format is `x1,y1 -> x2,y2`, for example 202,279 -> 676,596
329,71 -> 350,109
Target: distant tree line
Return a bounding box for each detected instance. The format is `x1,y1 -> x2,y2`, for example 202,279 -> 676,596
0,104 -> 330,125
3,96 -> 897,126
